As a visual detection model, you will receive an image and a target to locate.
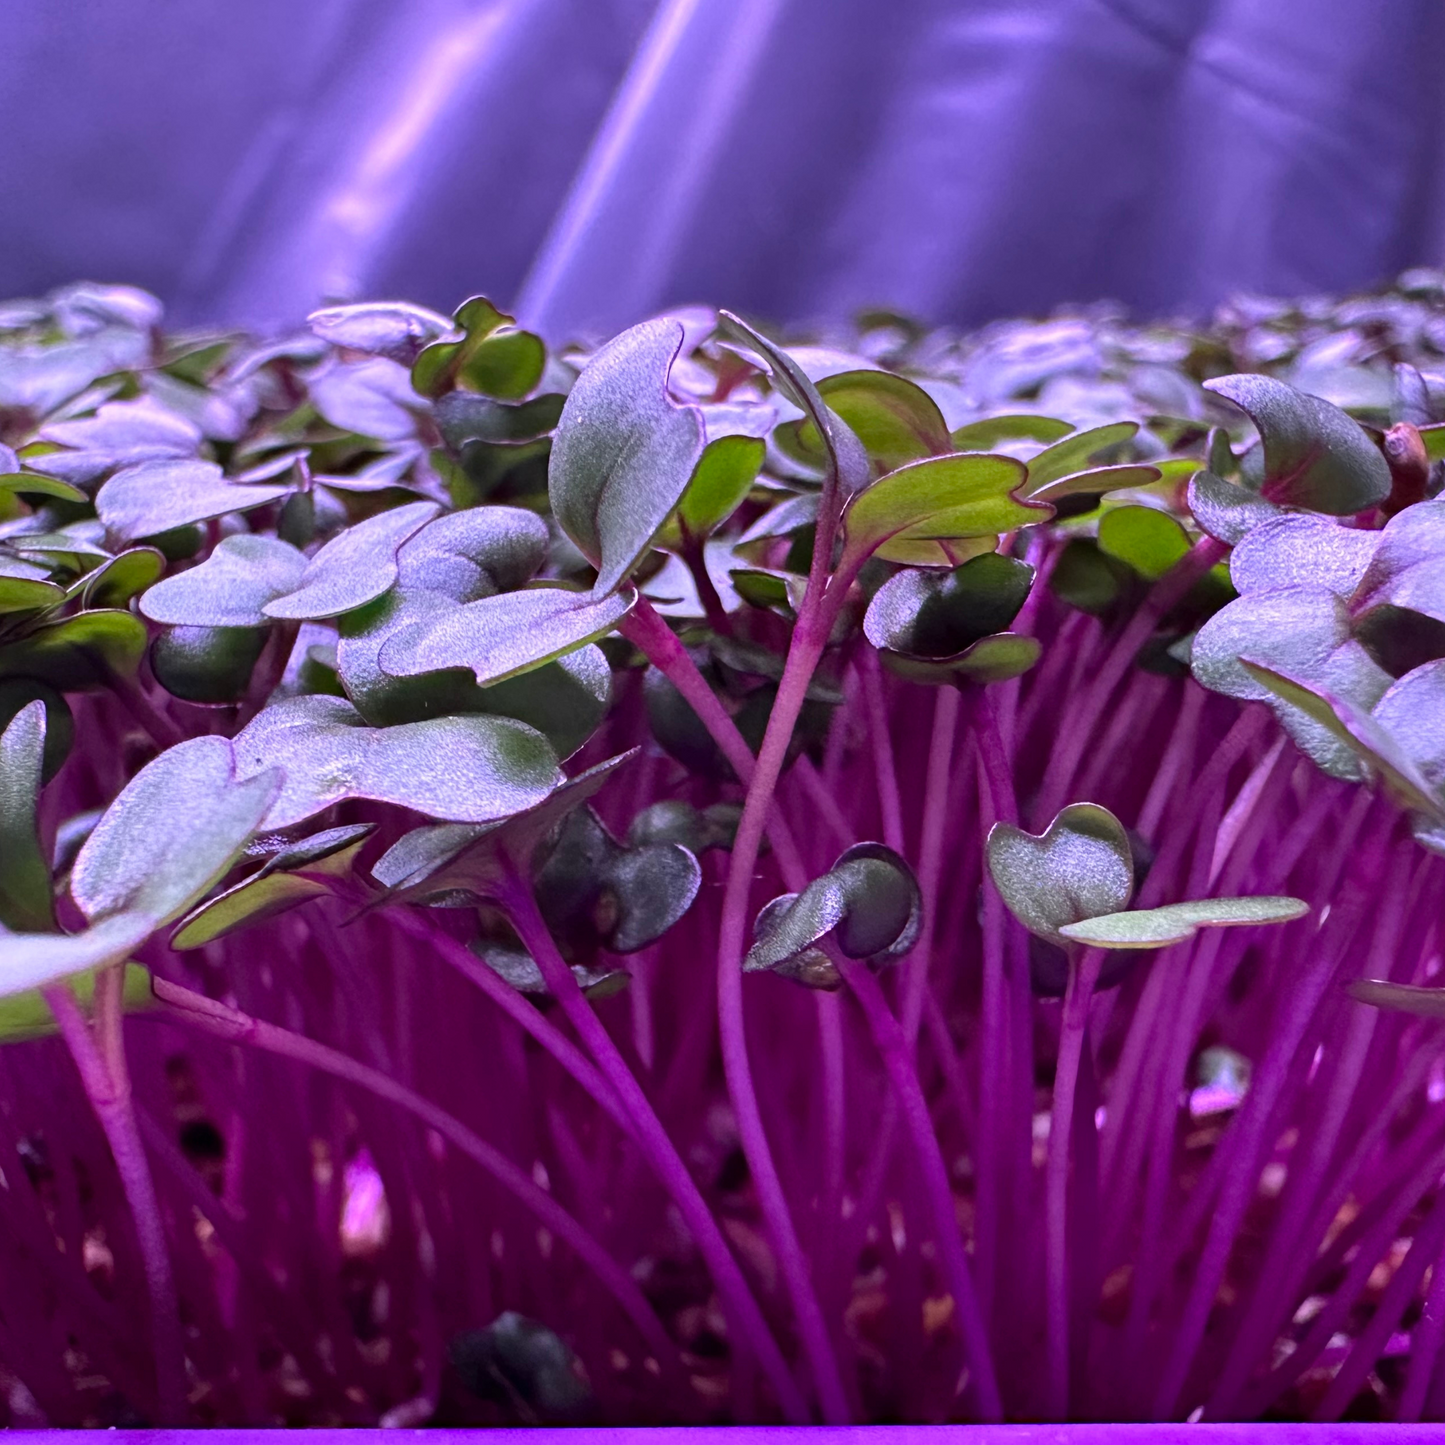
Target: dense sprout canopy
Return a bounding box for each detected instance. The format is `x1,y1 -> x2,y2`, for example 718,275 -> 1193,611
5,273 -> 1445,1426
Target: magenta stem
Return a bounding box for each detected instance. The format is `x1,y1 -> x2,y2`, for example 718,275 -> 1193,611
146,976 -> 677,1369
900,683 -> 961,1049
1043,947 -> 1100,1420
837,957 -> 1003,1421
709,590 -> 851,1423
43,972 -> 188,1425
860,649 -> 905,852
498,871 -> 815,1424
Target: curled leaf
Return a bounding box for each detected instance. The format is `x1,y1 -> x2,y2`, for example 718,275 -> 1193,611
1204,374 -> 1391,514
745,843 -> 921,976
549,318 -> 703,595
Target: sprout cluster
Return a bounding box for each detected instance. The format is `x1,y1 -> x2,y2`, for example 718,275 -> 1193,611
2,275 -> 1445,1424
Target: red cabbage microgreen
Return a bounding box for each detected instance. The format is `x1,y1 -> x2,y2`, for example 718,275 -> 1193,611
3,277 -> 1445,1426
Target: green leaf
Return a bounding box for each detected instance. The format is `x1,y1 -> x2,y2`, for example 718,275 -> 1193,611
141,534 -> 307,626
263,500 -> 439,619
1097,506 -> 1191,581
436,392 -> 566,449
789,370 -> 951,472
1349,979 -> 1445,1019
949,415 -> 1074,450
1187,470 -> 1281,545
986,803 -> 1134,945
1240,658 -> 1444,818
231,694 -> 561,830
863,552 -> 1037,684
1419,424 -> 1445,462
378,584 -> 635,688
0,470 -> 87,503
96,459 -> 290,542
1352,499 -> 1445,624
1373,660 -> 1445,793
0,913 -> 154,1000
0,610 -> 148,690
843,452 -> 1041,566
1229,513 -> 1379,598
534,807 -> 701,953
0,557 -> 64,612
1204,374 -> 1392,514
169,823 -> 374,949
0,963 -> 151,1043
397,505 -> 549,598
548,318 -> 703,596
1059,895 -> 1308,949
307,301 -> 457,361
476,943 -> 628,1002
71,736 -> 281,926
882,631 -> 1041,686
718,311 -> 871,495
1028,463 -> 1162,505
1049,539 -> 1131,614
0,680 -> 71,781
372,752 -> 636,906
1195,589 -> 1392,780
412,297 -> 546,400
746,843 -> 921,979
337,588 -> 610,756
0,702 -> 54,931
669,434 -> 766,542
79,547 -> 166,609
1023,423 -> 1138,494
151,625 -> 269,704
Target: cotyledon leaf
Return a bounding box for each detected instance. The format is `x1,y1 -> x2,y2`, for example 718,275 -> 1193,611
0,963 -> 152,1042
1229,513 -> 1380,599
378,584 -> 636,688
96,459 -> 290,542
548,319 -> 703,596
1204,374 -> 1391,514
842,452 -> 1042,566
170,823 -> 375,948
142,534 -> 307,626
0,610 -> 148,690
1059,896 -> 1308,949
0,702 -> 54,932
231,694 -> 562,830
1350,979 -> 1445,1019
949,415 -> 1074,450
1022,423 -> 1139,494
264,500 -> 440,620
1097,506 -> 1191,581
1351,499 -> 1445,624
0,913 -> 155,1000
70,736 -> 282,927
745,843 -> 922,973
986,804 -> 1135,946
718,311 -> 871,496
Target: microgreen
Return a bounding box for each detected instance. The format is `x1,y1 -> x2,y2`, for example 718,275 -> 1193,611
5,273 -> 1445,1429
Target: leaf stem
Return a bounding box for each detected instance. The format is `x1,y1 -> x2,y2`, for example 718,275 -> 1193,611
44,971 -> 187,1425
497,870 -> 813,1423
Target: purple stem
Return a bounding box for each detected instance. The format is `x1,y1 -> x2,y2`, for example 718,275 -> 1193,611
901,683 -> 961,1049
497,870 -> 815,1424
837,957 -> 1003,1420
1043,947 -> 1101,1420
146,976 -> 678,1370
1035,535 -> 1226,822
709,597 -> 851,1423
860,649 -> 905,852
43,972 -> 187,1425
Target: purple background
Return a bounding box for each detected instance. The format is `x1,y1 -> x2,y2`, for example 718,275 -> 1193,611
4,0 -> 1445,338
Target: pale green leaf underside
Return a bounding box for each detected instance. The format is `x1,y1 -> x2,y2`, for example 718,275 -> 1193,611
1060,896 -> 1308,948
